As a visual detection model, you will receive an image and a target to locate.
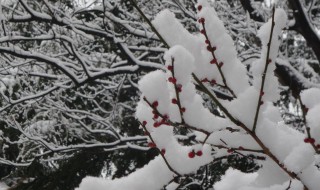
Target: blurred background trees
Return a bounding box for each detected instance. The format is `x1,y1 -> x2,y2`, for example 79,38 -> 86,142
0,0 -> 319,189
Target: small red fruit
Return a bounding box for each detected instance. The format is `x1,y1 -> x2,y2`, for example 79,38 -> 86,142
219,62 -> 224,67
200,29 -> 205,34
188,151 -> 195,158
212,46 -> 217,51
227,149 -> 233,153
210,80 -> 216,85
197,5 -> 202,11
205,40 -> 210,44
198,18 -> 205,24
168,77 -> 177,84
201,78 -> 209,82
153,122 -> 160,128
142,121 -> 147,126
309,138 -> 315,144
172,98 -> 178,104
161,149 -> 166,155
317,144 -> 320,149
181,107 -> 186,113
176,84 -> 182,92
304,138 -> 310,143
260,91 -> 264,96
196,150 -> 203,156
153,114 -> 159,119
238,146 -> 244,150
152,101 -> 159,108
260,101 -> 264,105
207,46 -> 212,51
210,59 -> 217,64
167,65 -> 173,71
148,142 -> 156,148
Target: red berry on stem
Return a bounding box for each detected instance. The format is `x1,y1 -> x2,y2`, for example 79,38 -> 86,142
188,151 -> 195,158
198,18 -> 205,23
227,149 -> 233,153
260,91 -> 264,96
153,114 -> 159,119
197,5 -> 202,11
148,142 -> 156,148
201,78 -> 209,82
152,101 -> 159,108
196,150 -> 203,156
172,98 -> 178,104
210,59 -> 217,64
317,144 -> 320,149
181,107 -> 186,113
207,46 -> 212,51
304,138 -> 310,143
167,65 -> 173,71
161,149 -> 166,155
176,84 -> 182,92
219,62 -> 224,67
168,77 -> 177,84
142,121 -> 147,126
212,46 -> 217,51
309,138 -> 315,144
238,146 -> 244,150
153,122 -> 160,128
205,40 -> 210,44
210,80 -> 216,85
200,29 -> 205,34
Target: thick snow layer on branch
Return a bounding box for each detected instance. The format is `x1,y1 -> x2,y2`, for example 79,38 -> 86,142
251,9 -> 287,102
76,156 -> 173,190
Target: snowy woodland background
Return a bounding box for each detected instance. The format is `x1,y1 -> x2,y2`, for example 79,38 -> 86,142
0,0 -> 320,189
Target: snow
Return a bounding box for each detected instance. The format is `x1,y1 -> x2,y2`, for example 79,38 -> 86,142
77,2 -> 320,190
214,168 -> 258,190
0,182 -> 8,190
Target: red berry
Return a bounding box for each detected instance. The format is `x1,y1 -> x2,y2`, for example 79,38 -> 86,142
210,80 -> 216,85
142,121 -> 147,126
168,77 -> 177,84
197,5 -> 202,11
148,142 -> 156,148
317,144 -> 320,149
200,29 -> 205,34
227,149 -> 233,153
212,46 -> 217,51
152,101 -> 159,108
304,138 -> 310,143
163,114 -> 169,119
309,138 -> 315,144
260,91 -> 264,96
188,151 -> 195,158
198,18 -> 205,23
167,65 -> 173,71
238,146 -> 244,150
153,122 -> 160,128
176,84 -> 182,92
207,46 -> 212,51
153,114 -> 159,119
171,98 -> 178,104
181,107 -> 186,113
161,149 -> 166,155
219,62 -> 224,67
205,40 -> 210,44
144,131 -> 149,136
201,78 -> 209,82
210,59 -> 217,64
196,150 -> 203,156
